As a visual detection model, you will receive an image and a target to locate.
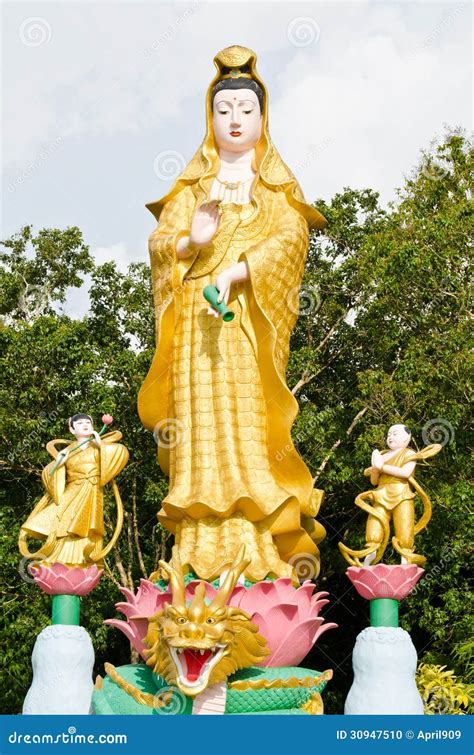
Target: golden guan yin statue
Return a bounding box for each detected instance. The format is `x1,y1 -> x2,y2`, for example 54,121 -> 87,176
138,45 -> 328,582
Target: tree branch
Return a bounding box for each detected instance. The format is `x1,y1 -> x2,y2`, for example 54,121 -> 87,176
314,311 -> 348,354
131,475 -> 147,578
313,406 -> 369,483
103,560 -> 122,590
125,510 -> 133,588
112,541 -> 129,588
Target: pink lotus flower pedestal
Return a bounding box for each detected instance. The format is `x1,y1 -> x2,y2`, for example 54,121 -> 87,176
347,563 -> 424,627
22,563 -> 102,715
31,563 -> 103,624
106,577 -> 337,668
344,564 -> 425,715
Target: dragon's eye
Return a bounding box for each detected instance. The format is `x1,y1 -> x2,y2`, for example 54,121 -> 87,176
176,616 -> 187,625
206,617 -> 217,625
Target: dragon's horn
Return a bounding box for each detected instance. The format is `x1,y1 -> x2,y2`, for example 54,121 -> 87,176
188,581 -> 207,619
210,545 -> 250,609
158,545 -> 186,610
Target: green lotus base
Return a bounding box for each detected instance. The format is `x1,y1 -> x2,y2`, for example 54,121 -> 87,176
92,664 -> 331,715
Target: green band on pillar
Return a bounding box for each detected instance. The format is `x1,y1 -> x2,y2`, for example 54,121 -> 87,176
370,598 -> 398,627
52,594 -> 81,625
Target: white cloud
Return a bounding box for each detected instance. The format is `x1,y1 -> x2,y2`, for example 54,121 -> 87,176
269,2 -> 472,206
92,241 -> 132,272
2,0 -> 471,253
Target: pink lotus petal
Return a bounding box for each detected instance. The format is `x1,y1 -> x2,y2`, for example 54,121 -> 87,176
310,598 -> 331,614
105,616 -> 150,659
264,619 -> 319,667
249,612 -> 271,643
271,578 -> 295,602
237,581 -> 279,614
114,602 -> 145,619
311,590 -> 330,602
290,583 -> 316,620
104,619 -> 138,645
254,603 -> 300,629
32,564 -> 102,596
311,620 -> 338,645
346,564 -> 424,601
117,586 -> 139,605
252,604 -> 313,666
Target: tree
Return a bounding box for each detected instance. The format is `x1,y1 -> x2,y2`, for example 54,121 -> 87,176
288,129 -> 473,712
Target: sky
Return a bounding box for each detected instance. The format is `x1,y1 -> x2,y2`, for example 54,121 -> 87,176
1,1 -> 472,317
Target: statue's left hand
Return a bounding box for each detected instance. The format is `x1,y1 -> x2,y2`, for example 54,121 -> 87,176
207,263 -> 249,317
56,448 -> 70,468
91,430 -> 102,447
216,269 -> 234,305
206,269 -> 234,317
372,449 -> 384,470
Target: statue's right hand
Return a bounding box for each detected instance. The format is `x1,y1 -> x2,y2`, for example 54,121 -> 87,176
189,200 -> 221,247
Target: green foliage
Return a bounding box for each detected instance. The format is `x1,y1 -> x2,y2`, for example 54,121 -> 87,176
0,129 -> 472,713
291,129 -> 473,711
0,225 -> 93,321
416,663 -> 474,714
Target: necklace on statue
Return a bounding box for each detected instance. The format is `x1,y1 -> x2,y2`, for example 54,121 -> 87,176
215,176 -> 254,204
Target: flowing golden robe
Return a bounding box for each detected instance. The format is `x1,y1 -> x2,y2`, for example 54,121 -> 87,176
19,432 -> 128,567
339,443 -> 442,566
368,447 -> 418,510
138,45 -> 328,581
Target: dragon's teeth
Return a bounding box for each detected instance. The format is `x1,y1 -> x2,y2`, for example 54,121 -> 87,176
199,649 -> 205,655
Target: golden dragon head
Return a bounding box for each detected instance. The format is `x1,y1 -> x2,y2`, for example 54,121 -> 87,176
143,545 -> 270,696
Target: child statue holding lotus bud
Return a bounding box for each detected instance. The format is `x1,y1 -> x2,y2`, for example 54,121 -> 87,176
19,413 -> 129,568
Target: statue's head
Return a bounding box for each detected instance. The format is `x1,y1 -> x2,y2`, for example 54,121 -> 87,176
211,67 -> 263,153
386,424 -> 411,450
68,413 -> 93,439
144,545 -> 269,697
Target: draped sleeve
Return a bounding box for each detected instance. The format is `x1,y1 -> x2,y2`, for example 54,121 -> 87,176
99,431 -> 129,487
41,439 -> 71,503
236,192 -> 320,547
148,185 -> 197,333
239,192 -> 310,377
138,185 -> 196,437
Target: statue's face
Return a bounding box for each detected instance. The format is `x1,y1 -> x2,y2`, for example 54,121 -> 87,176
386,424 -> 411,450
69,416 -> 94,439
212,88 -> 262,153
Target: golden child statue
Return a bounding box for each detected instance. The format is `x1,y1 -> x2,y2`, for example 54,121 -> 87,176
138,45 -> 328,582
19,413 -> 129,568
339,424 -> 442,567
